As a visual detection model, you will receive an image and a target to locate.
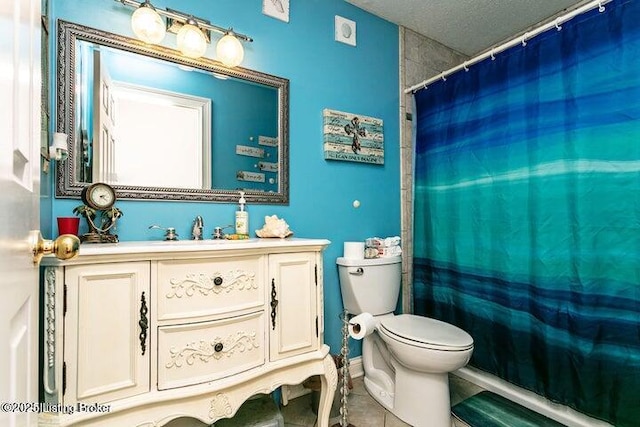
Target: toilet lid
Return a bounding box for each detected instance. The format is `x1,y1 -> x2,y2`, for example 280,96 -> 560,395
379,314 -> 473,349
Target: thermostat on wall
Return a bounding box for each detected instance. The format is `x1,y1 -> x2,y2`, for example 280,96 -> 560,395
335,15 -> 356,46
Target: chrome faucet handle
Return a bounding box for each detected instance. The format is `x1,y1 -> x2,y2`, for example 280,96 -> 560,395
148,225 -> 179,241
212,224 -> 233,240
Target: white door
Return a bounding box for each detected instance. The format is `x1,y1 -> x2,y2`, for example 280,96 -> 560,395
92,49 -> 117,184
0,0 -> 42,426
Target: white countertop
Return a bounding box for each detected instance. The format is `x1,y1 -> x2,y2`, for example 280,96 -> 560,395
42,237 -> 331,265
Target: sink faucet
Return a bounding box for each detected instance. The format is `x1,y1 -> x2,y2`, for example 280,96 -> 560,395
192,216 -> 204,240
149,225 -> 178,241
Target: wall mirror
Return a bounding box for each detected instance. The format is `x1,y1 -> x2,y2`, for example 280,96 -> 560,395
56,20 -> 289,204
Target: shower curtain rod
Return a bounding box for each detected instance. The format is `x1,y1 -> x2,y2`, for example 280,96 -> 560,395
404,0 -> 612,94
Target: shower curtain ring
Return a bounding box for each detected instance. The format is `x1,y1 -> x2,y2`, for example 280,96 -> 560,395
490,49 -> 496,61
463,61 -> 469,72
598,2 -> 605,12
555,19 -> 562,31
521,33 -> 528,47
440,73 -> 447,82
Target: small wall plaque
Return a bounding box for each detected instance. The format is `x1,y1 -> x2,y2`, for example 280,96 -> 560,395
258,136 -> 278,147
259,161 -> 278,172
236,171 -> 265,183
323,109 -> 384,164
236,145 -> 264,158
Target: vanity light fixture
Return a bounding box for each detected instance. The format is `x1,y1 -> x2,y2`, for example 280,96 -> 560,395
216,31 -> 244,68
130,0 -> 166,44
176,18 -> 207,58
115,0 -> 253,65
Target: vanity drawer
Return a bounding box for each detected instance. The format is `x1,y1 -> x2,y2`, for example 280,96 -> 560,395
157,256 -> 264,321
158,311 -> 265,390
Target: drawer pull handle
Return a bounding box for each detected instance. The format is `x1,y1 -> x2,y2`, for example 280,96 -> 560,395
139,292 -> 149,355
213,276 -> 223,286
214,343 -> 224,353
270,278 -> 278,330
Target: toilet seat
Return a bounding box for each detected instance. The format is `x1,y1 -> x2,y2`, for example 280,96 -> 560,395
378,314 -> 473,351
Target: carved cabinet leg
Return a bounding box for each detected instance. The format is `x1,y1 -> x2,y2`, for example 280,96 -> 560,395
317,354 -> 338,426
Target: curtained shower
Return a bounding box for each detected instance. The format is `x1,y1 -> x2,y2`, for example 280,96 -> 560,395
412,1 -> 640,426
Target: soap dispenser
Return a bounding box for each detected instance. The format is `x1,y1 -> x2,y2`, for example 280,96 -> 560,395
235,191 -> 249,235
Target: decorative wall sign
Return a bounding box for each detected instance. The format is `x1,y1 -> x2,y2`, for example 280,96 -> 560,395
236,145 -> 264,158
263,0 -> 289,23
323,109 -> 384,164
335,16 -> 356,46
237,171 -> 266,183
258,136 -> 278,147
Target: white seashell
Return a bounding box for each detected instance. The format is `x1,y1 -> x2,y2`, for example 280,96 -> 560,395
255,215 -> 293,238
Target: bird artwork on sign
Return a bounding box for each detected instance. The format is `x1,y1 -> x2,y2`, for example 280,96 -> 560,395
344,117 -> 366,154
263,0 -> 289,22
271,0 -> 284,13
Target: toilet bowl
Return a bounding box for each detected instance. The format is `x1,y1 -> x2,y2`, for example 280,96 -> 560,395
337,255 -> 474,427
377,314 -> 473,373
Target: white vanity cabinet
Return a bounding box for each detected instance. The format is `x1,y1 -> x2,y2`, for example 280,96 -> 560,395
40,239 -> 337,427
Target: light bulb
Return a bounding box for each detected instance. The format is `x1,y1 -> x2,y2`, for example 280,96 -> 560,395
131,4 -> 166,44
216,33 -> 244,67
176,22 -> 207,58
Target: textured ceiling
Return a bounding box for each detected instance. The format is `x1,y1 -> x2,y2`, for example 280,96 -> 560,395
345,0 -> 589,56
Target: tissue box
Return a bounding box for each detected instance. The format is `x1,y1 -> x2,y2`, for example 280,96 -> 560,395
214,395 -> 283,427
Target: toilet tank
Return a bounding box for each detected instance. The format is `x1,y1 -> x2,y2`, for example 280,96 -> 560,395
336,256 -> 402,315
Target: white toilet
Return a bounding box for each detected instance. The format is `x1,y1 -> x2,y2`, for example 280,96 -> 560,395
337,255 -> 474,427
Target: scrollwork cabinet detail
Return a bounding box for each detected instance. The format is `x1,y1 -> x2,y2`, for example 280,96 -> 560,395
157,257 -> 264,322
40,239 -> 334,427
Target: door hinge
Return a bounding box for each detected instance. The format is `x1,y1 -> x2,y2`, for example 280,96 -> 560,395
63,284 -> 67,316
314,264 -> 318,286
315,315 -> 318,337
62,362 -> 67,395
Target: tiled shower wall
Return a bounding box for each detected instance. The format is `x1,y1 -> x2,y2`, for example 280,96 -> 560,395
399,28 -> 467,313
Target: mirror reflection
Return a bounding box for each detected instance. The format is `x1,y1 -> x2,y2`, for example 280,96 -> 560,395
57,20 -> 289,204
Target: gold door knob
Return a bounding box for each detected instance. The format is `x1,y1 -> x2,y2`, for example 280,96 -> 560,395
30,231 -> 80,265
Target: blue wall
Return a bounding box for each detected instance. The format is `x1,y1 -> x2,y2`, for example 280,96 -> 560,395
45,0 -> 401,355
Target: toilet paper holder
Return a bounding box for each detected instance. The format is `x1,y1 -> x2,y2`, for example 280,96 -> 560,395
349,267 -> 364,276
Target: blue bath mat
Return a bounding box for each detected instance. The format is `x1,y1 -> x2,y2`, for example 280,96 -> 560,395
452,391 -> 567,427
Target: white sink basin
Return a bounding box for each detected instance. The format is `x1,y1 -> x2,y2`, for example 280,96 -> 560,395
146,238 -> 258,245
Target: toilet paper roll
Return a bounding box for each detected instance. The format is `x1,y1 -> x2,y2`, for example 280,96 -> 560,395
343,242 -> 365,260
348,312 -> 376,340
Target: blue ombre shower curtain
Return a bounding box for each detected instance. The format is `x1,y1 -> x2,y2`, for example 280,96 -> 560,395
412,1 -> 640,426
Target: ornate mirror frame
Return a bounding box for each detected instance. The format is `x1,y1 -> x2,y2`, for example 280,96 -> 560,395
56,20 -> 289,204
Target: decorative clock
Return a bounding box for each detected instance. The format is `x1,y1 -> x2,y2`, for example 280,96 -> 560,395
82,182 -> 116,210
74,182 -> 123,243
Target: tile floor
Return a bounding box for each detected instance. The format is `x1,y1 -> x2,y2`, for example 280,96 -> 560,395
281,374 -> 484,427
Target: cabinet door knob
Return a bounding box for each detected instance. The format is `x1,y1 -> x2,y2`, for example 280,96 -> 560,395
213,276 -> 223,286
214,343 -> 224,352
